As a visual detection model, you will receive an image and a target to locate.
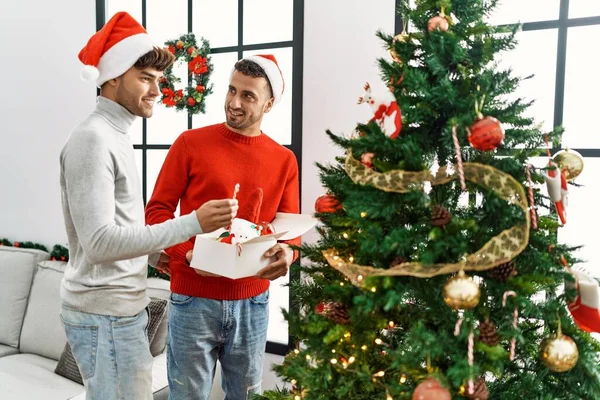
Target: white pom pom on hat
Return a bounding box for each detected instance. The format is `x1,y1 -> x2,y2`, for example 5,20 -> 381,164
78,11 -> 155,87
80,65 -> 100,82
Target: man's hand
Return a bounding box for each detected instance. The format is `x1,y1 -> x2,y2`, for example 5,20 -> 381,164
186,250 -> 221,277
155,251 -> 171,276
256,243 -> 294,281
195,199 -> 238,233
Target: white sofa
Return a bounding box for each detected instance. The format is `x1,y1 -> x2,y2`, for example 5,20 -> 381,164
0,245 -> 171,400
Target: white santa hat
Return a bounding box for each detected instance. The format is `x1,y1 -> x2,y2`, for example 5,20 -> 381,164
234,54 -> 285,105
78,12 -> 156,87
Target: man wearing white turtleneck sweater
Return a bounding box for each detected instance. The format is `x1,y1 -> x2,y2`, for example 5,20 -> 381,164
59,13 -> 238,399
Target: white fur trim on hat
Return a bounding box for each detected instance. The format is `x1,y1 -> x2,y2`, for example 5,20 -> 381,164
239,55 -> 284,105
95,33 -> 156,87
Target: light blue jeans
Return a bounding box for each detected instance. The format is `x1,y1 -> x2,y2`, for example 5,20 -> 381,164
167,290 -> 269,400
60,306 -> 153,400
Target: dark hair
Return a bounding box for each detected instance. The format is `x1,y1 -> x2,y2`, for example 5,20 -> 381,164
134,47 -> 175,71
234,59 -> 274,98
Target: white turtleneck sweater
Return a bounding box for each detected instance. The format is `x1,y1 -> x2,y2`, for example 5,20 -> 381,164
59,96 -> 201,316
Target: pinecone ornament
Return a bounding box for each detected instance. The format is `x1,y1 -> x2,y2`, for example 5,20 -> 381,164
431,204 -> 452,226
465,377 -> 489,400
315,302 -> 350,325
487,260 -> 517,281
477,319 -> 499,346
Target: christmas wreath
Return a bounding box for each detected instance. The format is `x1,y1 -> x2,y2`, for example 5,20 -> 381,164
160,33 -> 213,115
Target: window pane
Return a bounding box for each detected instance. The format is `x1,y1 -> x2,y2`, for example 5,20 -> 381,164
134,149 -> 143,188
486,0 -> 560,25
106,0 -> 142,26
562,25 -> 600,149
193,52 -> 239,128
497,29 -> 558,133
243,47 -> 293,145
146,150 -> 169,199
569,1 -> 600,18
147,57 -> 189,144
193,0 -> 238,48
558,158 -> 600,277
244,0 -> 293,45
268,278 -> 289,344
146,0 -> 187,45
130,117 -> 143,145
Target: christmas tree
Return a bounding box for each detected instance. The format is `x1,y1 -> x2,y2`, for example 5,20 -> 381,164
258,0 -> 600,399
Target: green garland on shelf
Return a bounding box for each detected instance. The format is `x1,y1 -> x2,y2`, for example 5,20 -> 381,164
1,237 -> 169,281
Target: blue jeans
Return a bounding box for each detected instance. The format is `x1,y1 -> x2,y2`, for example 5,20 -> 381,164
60,306 -> 153,400
167,290 -> 269,400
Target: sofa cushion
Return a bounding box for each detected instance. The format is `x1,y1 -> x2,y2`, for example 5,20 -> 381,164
0,344 -> 19,358
147,298 -> 168,348
19,260 -> 68,361
0,353 -> 83,400
54,297 -> 167,384
147,277 -> 171,356
0,246 -> 49,348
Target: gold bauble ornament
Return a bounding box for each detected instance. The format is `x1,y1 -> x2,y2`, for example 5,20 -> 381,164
540,333 -> 579,372
443,270 -> 480,309
389,32 -> 409,64
553,148 -> 584,181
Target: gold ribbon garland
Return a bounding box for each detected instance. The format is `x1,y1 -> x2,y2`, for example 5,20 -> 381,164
323,152 -> 531,284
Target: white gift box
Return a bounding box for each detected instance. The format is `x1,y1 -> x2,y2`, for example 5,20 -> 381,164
189,212 -> 317,279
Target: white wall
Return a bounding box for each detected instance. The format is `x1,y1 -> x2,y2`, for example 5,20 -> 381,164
0,0 -> 96,249
301,0 -> 395,242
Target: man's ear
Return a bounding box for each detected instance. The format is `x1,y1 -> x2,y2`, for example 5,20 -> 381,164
104,77 -> 119,88
263,97 -> 274,113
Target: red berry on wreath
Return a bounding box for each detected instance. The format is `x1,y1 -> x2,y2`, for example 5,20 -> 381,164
160,77 -> 167,83
176,40 -> 184,49
468,116 -> 504,151
187,46 -> 196,55
167,45 -> 175,54
187,97 -> 196,106
196,85 -> 205,93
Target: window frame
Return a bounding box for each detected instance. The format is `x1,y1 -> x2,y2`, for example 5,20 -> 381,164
96,0 -> 304,355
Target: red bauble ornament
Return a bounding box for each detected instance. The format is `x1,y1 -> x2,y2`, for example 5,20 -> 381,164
315,194 -> 342,214
176,40 -> 185,49
412,377 -> 452,400
187,97 -> 196,106
196,85 -> 205,93
187,46 -> 196,55
427,15 -> 449,32
257,221 -> 275,236
468,116 -> 504,151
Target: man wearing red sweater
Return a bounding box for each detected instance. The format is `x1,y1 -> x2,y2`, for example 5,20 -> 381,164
145,54 -> 299,399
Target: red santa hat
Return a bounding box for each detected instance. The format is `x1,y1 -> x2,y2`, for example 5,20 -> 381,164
234,54 -> 285,105
78,12 -> 156,87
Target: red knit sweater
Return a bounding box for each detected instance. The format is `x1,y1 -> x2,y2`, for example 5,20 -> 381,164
145,123 -> 300,300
